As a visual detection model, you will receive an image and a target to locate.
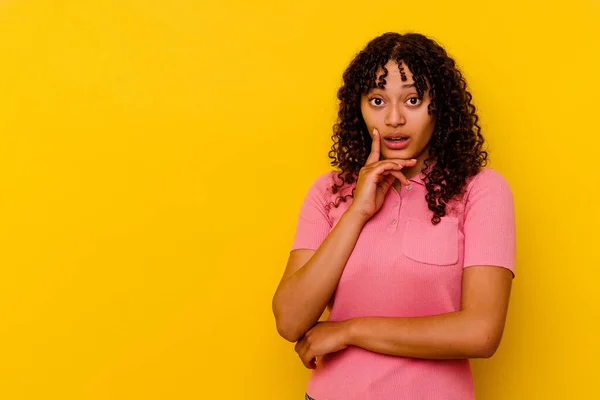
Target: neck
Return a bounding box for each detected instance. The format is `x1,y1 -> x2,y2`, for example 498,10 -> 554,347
400,163 -> 422,180
385,149 -> 429,180
389,151 -> 430,192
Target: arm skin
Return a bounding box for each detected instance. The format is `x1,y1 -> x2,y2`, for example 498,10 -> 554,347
294,265 -> 513,368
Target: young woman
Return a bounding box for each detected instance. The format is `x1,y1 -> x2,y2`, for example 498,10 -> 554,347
272,32 -> 516,400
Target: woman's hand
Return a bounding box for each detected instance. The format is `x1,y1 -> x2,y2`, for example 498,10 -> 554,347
348,129 -> 416,222
295,321 -> 351,369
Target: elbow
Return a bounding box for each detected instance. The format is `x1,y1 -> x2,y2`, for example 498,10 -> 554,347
272,297 -> 303,342
471,341 -> 499,359
275,318 -> 303,343
469,330 -> 502,359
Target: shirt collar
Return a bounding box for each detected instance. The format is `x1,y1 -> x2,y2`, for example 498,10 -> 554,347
409,172 -> 426,186
408,162 -> 434,186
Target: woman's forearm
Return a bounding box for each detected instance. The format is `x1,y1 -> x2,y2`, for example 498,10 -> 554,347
345,312 -> 501,359
273,210 -> 367,342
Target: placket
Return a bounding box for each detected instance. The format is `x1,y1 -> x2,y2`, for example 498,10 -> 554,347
386,183 -> 412,233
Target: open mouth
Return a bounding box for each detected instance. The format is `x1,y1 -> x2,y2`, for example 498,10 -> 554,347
383,136 -> 410,149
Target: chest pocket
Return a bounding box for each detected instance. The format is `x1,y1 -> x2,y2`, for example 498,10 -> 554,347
402,217 -> 459,266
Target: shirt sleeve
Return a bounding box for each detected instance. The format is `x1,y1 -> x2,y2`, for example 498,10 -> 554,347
463,169 -> 516,276
290,172 -> 334,251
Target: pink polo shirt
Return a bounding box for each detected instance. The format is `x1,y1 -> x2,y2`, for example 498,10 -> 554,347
291,168 -> 516,400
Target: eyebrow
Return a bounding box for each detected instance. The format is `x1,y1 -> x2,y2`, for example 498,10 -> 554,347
372,83 -> 416,91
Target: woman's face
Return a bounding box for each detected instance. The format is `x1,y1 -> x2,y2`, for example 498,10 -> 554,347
360,60 -> 436,172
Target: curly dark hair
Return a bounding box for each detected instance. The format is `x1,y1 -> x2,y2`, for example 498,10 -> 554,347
328,32 -> 488,224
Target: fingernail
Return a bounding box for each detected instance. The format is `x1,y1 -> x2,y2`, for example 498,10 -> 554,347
373,128 -> 378,135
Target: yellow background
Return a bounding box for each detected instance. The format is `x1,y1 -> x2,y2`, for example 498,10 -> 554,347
0,0 -> 598,398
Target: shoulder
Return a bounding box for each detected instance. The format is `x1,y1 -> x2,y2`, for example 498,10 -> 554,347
301,171 -> 334,201
463,168 -> 514,212
299,170 -> 355,224
311,170 -> 336,189
466,168 -> 513,195
305,170 -> 354,198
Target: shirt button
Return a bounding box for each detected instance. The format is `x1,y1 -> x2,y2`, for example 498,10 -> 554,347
394,201 -> 400,207
390,218 -> 397,225
406,184 -> 412,191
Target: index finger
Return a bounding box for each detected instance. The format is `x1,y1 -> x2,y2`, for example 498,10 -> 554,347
366,128 -> 381,164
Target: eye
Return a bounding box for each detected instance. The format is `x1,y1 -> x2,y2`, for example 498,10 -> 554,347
368,97 -> 385,107
406,97 -> 421,107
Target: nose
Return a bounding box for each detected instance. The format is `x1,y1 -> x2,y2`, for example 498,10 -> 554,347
385,103 -> 406,127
